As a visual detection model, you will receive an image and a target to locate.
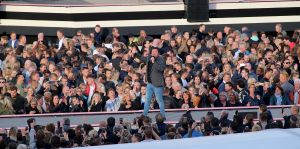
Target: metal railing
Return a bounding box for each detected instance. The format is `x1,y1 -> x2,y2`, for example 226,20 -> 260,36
0,105 -> 293,128
0,0 -> 298,7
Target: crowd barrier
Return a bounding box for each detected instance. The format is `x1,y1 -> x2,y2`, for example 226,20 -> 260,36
0,0 -> 297,7
0,105 -> 293,128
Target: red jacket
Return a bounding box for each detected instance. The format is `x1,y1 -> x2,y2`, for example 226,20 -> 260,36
85,82 -> 97,96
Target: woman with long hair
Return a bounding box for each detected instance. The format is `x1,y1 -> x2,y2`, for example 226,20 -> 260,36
181,91 -> 192,109
0,94 -> 14,114
89,92 -> 104,112
26,98 -> 40,114
25,87 -> 35,105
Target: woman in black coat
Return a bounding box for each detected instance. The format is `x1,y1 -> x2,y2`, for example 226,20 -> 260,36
26,99 -> 40,114
89,92 -> 104,112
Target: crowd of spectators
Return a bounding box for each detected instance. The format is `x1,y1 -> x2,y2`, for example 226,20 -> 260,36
0,24 -> 300,115
0,105 -> 299,149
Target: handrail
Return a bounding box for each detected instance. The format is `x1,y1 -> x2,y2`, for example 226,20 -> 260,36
0,105 -> 293,118
0,0 -> 297,7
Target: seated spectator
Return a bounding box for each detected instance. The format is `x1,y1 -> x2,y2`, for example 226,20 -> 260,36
270,85 -> 291,105
119,93 -> 134,111
0,94 -> 14,114
89,92 -> 104,112
181,91 -> 193,109
8,86 -> 26,114
105,88 -> 121,112
26,98 -> 40,114
214,92 -> 228,107
227,91 -> 242,107
246,84 -> 262,106
69,96 -> 84,112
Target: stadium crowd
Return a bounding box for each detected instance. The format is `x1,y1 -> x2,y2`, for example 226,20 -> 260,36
0,24 -> 300,114
0,23 -> 300,148
0,105 -> 299,148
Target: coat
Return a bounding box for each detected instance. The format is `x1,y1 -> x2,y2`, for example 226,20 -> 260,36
145,55 -> 166,87
90,102 -> 104,112
8,39 -> 19,48
269,94 -> 291,105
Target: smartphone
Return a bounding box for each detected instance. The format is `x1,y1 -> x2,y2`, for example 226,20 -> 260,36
120,118 -> 123,124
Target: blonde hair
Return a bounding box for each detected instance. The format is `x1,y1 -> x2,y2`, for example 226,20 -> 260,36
192,96 -> 200,108
0,95 -> 14,111
252,124 -> 262,132
247,78 -> 256,86
91,92 -> 102,105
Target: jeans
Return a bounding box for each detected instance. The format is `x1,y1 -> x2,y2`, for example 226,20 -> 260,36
143,83 -> 165,116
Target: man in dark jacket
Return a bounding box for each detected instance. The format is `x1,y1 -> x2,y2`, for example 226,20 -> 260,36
94,25 -> 102,46
9,86 -> 27,114
163,87 -> 178,109
143,47 -> 166,117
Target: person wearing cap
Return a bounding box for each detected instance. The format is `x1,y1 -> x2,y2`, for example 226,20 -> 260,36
143,47 -> 166,117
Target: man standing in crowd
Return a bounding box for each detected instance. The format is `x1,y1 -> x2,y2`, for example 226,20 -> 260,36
8,32 -> 18,48
94,24 -> 102,46
143,47 -> 166,117
56,30 -> 65,51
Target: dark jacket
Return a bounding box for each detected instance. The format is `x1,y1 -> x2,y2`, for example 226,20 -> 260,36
8,39 -> 19,48
145,55 -> 166,87
70,105 -> 84,112
94,31 -> 102,45
12,95 -> 27,114
214,99 -> 228,107
90,102 -> 104,112
132,96 -> 143,110
75,76 -> 86,87
246,95 -> 263,106
25,106 -> 40,114
269,94 -> 291,105
119,103 -> 134,111
218,82 -> 226,93
163,96 -> 178,109
50,103 -> 68,113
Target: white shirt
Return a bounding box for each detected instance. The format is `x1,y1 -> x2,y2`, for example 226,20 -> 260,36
94,65 -> 99,72
58,37 -> 64,51
11,40 -> 16,48
87,85 -> 95,105
181,78 -> 188,87
141,95 -> 146,104
42,97 -> 47,111
294,91 -> 299,105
